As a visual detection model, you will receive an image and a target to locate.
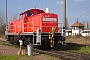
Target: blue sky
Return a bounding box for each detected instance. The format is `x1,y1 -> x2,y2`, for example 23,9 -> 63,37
0,0 -> 90,27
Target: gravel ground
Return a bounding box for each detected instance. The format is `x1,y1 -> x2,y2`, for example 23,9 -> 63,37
0,38 -> 59,60
0,45 -> 19,56
0,44 -> 52,60
0,44 -> 50,60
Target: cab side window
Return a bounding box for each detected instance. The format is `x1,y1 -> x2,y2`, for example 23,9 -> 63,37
26,12 -> 33,16
37,12 -> 41,14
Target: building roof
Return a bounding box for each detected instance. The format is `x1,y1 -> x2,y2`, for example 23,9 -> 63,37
71,22 -> 84,27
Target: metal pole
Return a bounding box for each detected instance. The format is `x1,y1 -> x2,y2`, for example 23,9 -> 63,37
6,0 -> 8,33
62,0 -> 66,34
63,0 -> 66,28
62,0 -> 66,45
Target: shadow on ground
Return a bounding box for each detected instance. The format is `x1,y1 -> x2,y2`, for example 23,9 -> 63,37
55,43 -> 85,51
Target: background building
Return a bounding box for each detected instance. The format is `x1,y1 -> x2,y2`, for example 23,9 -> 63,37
66,19 -> 90,36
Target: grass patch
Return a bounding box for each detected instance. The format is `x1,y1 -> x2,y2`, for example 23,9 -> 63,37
55,43 -> 90,54
65,36 -> 90,54
55,43 -> 83,51
55,36 -> 90,55
79,46 -> 90,54
0,40 -> 16,48
67,36 -> 90,45
0,55 -> 18,60
0,41 -> 9,45
0,54 -> 34,60
0,54 -> 60,60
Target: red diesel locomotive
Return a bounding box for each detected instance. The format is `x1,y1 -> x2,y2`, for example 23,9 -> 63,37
6,8 -> 65,48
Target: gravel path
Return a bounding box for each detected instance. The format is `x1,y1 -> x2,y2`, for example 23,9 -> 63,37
0,39 -> 57,60
0,45 -> 19,56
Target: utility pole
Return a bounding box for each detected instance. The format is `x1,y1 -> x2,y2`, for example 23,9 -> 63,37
62,0 -> 66,45
66,17 -> 69,29
6,0 -> 8,33
62,0 -> 66,35
63,0 -> 66,28
87,20 -> 89,29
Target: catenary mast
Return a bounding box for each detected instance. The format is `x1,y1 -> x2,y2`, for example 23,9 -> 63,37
62,0 -> 66,44
6,0 -> 8,33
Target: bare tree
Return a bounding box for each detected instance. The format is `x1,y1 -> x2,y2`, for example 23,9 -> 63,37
0,11 -> 6,35
86,20 -> 89,29
10,13 -> 18,21
82,20 -> 86,28
0,11 -> 5,24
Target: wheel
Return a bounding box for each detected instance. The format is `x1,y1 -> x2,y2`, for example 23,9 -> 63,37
24,40 -> 30,46
54,37 -> 59,47
23,37 -> 32,46
9,36 -> 14,44
42,37 -> 50,46
41,37 -> 51,50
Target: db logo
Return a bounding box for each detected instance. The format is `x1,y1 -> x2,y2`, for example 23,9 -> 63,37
42,14 -> 51,18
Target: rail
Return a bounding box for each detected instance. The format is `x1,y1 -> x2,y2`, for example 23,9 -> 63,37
34,49 -> 90,60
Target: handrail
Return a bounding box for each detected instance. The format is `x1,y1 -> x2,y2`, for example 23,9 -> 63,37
10,25 -> 16,33
23,22 -> 34,33
23,21 -> 62,33
40,22 -> 62,32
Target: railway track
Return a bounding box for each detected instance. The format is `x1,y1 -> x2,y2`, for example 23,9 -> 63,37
3,42 -> 90,60
34,49 -> 90,60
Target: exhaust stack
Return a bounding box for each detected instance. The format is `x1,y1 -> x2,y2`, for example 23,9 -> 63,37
45,7 -> 50,13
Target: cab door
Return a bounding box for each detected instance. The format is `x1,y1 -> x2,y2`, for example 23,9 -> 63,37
24,18 -> 28,32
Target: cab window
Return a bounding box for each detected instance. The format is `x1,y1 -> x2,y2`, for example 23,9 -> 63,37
26,12 -> 33,16
37,12 -> 41,14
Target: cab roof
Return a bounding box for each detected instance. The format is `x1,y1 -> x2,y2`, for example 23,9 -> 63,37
20,8 -> 45,15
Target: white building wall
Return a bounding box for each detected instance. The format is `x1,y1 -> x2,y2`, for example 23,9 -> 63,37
81,30 -> 90,36
65,29 -> 90,36
72,29 -> 80,35
66,30 -> 72,36
66,32 -> 72,36
66,33 -> 68,36
81,33 -> 90,36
